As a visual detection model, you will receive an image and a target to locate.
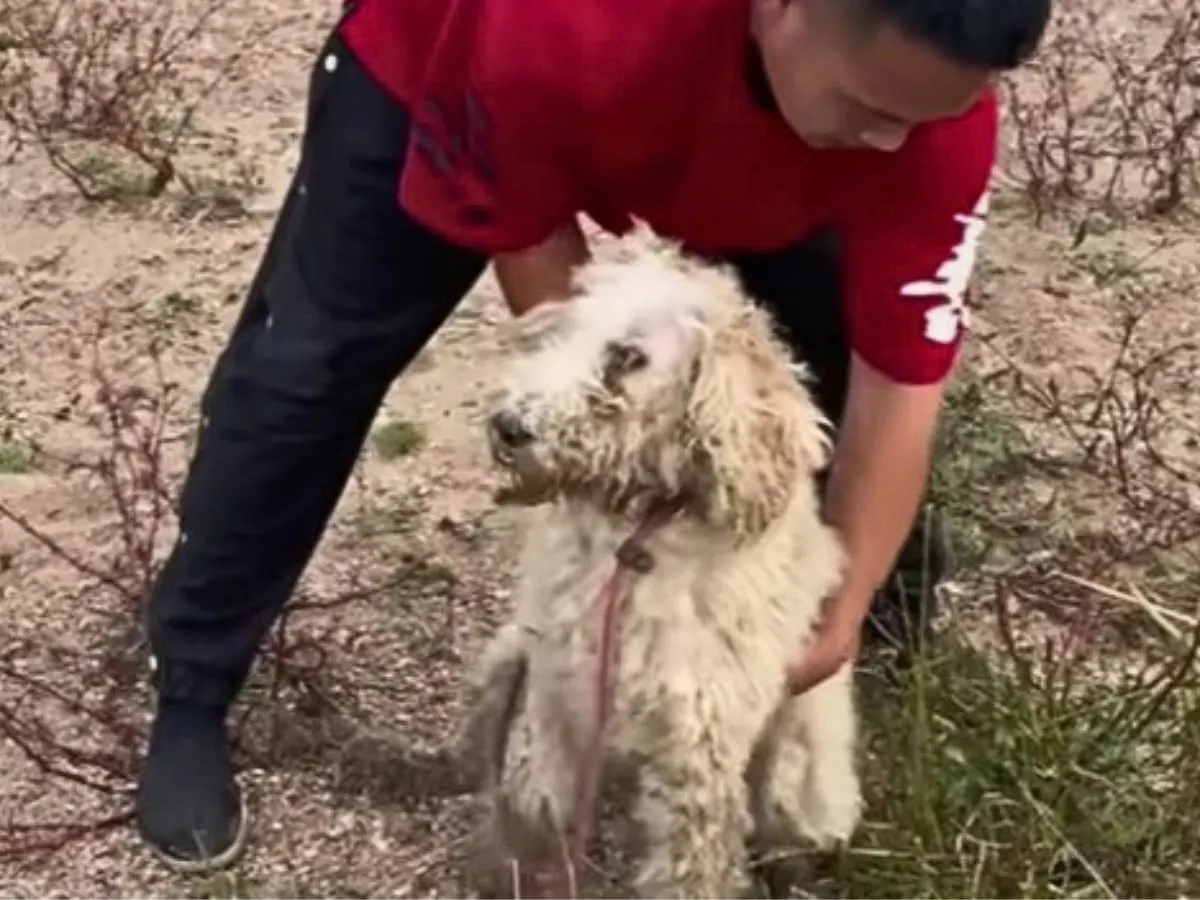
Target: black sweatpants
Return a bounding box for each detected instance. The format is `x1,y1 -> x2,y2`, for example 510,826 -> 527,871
146,31 -> 859,707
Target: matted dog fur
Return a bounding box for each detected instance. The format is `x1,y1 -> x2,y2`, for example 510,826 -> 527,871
459,226 -> 862,898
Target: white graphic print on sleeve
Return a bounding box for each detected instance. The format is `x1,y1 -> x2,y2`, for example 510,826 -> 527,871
899,187 -> 989,345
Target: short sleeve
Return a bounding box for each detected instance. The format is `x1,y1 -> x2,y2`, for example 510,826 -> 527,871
837,93 -> 999,385
397,2 -> 585,254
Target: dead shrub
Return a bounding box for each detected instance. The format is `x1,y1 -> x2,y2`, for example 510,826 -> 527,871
1000,0 -> 1200,224
0,0 -> 269,201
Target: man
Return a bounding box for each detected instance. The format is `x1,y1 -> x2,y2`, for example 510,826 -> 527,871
134,0 -> 1051,871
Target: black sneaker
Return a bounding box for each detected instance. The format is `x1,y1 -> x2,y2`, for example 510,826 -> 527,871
863,507 -> 952,664
135,699 -> 249,873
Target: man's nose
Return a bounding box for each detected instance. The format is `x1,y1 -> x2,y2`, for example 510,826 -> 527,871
488,408 -> 534,448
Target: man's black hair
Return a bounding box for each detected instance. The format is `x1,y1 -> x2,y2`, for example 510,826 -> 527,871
849,0 -> 1052,70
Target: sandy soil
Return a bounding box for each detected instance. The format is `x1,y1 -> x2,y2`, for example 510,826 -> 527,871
1,0 -> 1197,896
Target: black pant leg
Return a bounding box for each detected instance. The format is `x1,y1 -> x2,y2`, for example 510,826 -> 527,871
718,229 -> 851,432
146,31 -> 489,706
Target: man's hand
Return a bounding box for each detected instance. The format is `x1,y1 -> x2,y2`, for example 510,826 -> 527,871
787,589 -> 866,693
788,352 -> 949,694
493,219 -> 590,316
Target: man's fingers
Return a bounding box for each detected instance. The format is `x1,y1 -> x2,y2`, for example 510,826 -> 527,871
787,634 -> 858,695
787,651 -> 834,695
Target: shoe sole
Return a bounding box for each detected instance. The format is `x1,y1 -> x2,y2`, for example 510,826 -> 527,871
146,787 -> 250,875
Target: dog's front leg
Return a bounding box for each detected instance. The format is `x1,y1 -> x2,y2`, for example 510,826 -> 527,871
459,625 -> 579,897
794,664 -> 861,846
630,702 -> 755,899
457,623 -> 528,792
490,703 -> 582,897
751,665 -> 861,853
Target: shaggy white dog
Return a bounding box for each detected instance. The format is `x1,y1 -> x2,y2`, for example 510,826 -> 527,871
460,227 -> 862,898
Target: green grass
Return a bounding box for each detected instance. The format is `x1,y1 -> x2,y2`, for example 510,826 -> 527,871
0,442 -> 36,474
191,873 -> 365,900
929,375 -> 1031,569
371,418 -> 426,461
819,372 -> 1200,898
192,872 -> 253,899
822,637 -> 1200,899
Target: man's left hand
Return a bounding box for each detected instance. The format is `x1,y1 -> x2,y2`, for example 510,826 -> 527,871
786,590 -> 868,694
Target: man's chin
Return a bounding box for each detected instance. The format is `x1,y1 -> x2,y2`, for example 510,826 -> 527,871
801,131 -> 852,150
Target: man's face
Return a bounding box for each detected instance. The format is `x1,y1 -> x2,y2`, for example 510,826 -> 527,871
754,0 -> 993,151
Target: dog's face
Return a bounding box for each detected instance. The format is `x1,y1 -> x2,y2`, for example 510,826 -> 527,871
487,233 -> 833,538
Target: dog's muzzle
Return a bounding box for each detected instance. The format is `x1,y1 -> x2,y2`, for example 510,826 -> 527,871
487,407 -> 555,505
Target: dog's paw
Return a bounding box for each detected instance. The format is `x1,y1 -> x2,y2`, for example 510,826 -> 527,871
796,764 -> 862,850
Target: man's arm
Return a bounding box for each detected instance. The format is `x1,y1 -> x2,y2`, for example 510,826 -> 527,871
788,354 -> 946,692
493,219 -> 591,316
788,91 -> 998,693
826,356 -> 945,609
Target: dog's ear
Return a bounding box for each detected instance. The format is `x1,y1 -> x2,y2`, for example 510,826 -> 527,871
685,309 -> 833,539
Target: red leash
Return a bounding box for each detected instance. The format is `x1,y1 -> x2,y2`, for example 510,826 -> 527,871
556,499 -> 683,896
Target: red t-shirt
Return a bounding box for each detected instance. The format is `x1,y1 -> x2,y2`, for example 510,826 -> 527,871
339,0 -> 997,385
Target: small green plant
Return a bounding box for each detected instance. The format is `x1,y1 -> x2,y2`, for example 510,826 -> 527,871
191,874 -> 363,900
139,290 -> 208,338
372,419 -> 426,460
0,442 -> 35,474
355,495 -> 424,538
387,554 -> 458,599
192,871 -> 252,900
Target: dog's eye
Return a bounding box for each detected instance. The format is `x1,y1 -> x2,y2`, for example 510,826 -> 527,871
604,342 -> 649,375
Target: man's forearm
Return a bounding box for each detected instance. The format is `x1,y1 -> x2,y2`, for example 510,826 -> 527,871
786,354 -> 947,694
824,424 -> 931,621
822,355 -> 946,632
493,219 -> 590,316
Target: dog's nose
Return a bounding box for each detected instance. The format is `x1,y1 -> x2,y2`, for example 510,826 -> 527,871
489,408 -> 534,448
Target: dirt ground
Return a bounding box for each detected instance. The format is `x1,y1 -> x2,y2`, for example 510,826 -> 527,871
1,0 -> 1198,897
